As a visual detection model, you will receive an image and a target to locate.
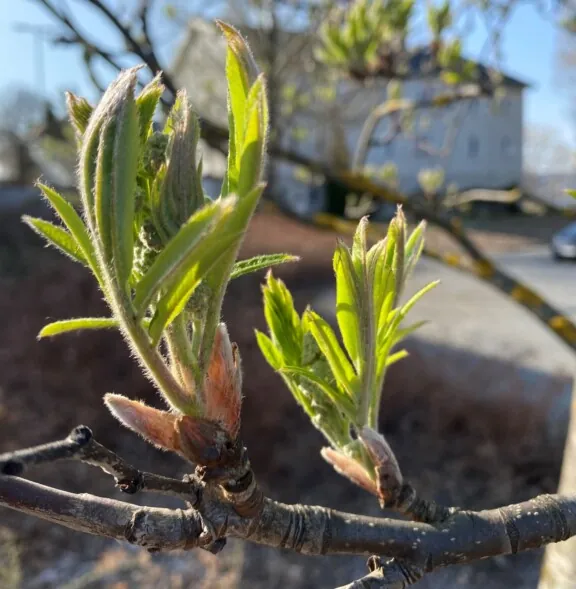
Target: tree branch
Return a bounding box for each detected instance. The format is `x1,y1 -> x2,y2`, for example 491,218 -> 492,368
0,425 -> 201,503
0,475 -> 203,550
2,428 -> 576,587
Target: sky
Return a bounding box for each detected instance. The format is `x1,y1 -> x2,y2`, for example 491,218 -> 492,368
0,1 -> 573,160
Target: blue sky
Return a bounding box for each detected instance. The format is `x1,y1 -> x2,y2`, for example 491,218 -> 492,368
0,1 -> 572,147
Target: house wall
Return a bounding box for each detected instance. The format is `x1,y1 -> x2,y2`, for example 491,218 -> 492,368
275,76 -> 524,202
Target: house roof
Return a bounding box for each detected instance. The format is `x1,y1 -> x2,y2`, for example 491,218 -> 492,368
406,47 -> 529,90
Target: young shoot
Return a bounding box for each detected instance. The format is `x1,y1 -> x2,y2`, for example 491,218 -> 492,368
257,209 -> 437,494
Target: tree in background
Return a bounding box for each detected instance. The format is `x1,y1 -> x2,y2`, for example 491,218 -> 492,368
0,88 -> 49,139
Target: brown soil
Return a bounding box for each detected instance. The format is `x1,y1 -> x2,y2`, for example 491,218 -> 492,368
0,205 -> 568,588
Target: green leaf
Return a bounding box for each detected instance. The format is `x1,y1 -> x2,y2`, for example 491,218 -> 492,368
94,118 -> 116,258
160,92 -> 203,220
231,253 -> 299,280
398,280 -> 439,317
23,216 -> 87,266
37,184 -> 101,282
223,99 -> 237,196
385,349 -> 408,367
143,188 -> 264,343
237,75 -> 269,198
80,67 -> 143,231
378,281 -> 438,349
255,329 -> 283,370
376,322 -> 426,381
280,366 -> 356,420
38,318 -> 119,339
65,92 -> 93,138
136,74 -> 164,146
149,231 -> 240,344
203,184 -> 264,294
262,272 -> 303,364
367,239 -> 393,331
565,189 -> 576,199
351,215 -> 368,271
133,199 -> 227,315
333,243 -> 362,367
217,21 -> 260,183
404,220 -> 426,280
111,80 -> 140,287
305,309 -> 357,398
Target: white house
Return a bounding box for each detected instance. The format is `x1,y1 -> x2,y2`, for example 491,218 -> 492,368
172,19 -> 527,216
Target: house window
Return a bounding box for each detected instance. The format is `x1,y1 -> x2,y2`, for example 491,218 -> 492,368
468,135 -> 479,158
501,136 -> 515,156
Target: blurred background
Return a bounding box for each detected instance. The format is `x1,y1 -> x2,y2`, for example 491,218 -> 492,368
1,0 -> 576,587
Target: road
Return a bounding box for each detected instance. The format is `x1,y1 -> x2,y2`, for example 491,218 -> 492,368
314,245 -> 576,375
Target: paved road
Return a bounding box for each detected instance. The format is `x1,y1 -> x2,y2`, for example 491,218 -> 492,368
495,247 -> 576,319
315,245 -> 576,375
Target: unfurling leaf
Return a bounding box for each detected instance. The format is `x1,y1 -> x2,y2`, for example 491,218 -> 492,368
38,318 -> 119,339
133,199 -> 228,316
231,253 -> 299,280
237,74 -> 269,198
261,272 -> 303,364
97,72 -> 140,288
321,447 -> 377,495
204,323 -> 243,438
358,426 -> 403,503
36,184 -> 101,282
146,188 -> 263,343
160,91 -> 204,220
217,20 -> 260,195
254,330 -> 283,370
104,394 -> 180,452
304,309 -> 357,397
66,92 -> 93,138
81,67 -> 142,288
280,365 -> 356,420
135,74 -> 164,146
333,242 -> 361,367
23,216 -> 87,266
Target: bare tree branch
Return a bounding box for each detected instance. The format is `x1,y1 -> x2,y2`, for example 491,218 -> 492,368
0,475 -> 204,550
0,425 -> 201,502
2,427 -> 576,588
